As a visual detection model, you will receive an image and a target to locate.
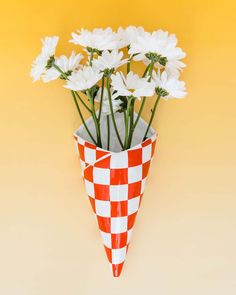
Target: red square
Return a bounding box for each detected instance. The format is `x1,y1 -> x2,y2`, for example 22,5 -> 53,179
97,216 -> 111,233
88,196 -> 96,213
110,168 -> 128,185
94,184 -> 110,201
78,143 -> 85,162
83,166 -> 93,182
142,138 -> 152,147
96,149 -> 109,160
142,161 -> 150,178
128,212 -> 137,230
111,201 -> 128,217
128,181 -> 142,199
94,155 -> 111,169
85,141 -> 96,149
128,149 -> 142,167
112,263 -> 124,277
139,194 -> 144,207
104,246 -> 112,263
151,141 -> 156,157
111,232 -> 128,249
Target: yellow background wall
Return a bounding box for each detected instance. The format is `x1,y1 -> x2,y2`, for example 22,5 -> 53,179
1,0 -> 236,294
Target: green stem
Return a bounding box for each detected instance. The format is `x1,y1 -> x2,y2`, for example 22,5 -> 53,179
71,91 -> 97,145
52,63 -> 67,79
89,50 -> 94,66
133,97 -> 146,128
106,115 -> 110,150
98,76 -> 105,122
127,98 -> 135,149
142,95 -> 161,141
51,63 -> 96,144
133,62 -> 155,130
127,49 -> 132,74
127,60 -> 131,74
74,91 -> 92,113
124,98 -> 132,150
148,62 -> 154,81
142,63 -> 150,77
86,90 -> 102,148
106,77 -> 124,149
52,63 -> 92,113
123,110 -> 126,125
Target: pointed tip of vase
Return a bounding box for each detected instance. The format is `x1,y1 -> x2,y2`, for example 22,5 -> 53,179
112,263 -> 124,277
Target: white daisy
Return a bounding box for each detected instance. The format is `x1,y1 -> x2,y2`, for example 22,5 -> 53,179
70,28 -> 123,51
30,36 -> 59,81
64,66 -> 102,91
111,71 -> 155,100
94,87 -> 122,115
42,51 -> 84,82
129,30 -> 186,77
101,99 -> 122,115
92,50 -> 128,73
117,26 -> 145,47
152,71 -> 187,99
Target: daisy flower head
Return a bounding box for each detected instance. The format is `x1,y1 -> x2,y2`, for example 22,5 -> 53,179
100,99 -> 123,115
129,29 -> 186,77
152,70 -> 187,99
111,71 -> 155,100
92,50 -> 128,74
30,36 -> 59,81
64,66 -> 102,91
70,27 -> 123,52
94,87 -> 122,115
43,51 -> 84,82
117,26 -> 145,47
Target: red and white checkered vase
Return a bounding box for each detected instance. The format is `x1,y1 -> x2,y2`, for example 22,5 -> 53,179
74,130 -> 157,277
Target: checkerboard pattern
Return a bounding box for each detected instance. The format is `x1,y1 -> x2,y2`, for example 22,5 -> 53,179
74,133 -> 157,277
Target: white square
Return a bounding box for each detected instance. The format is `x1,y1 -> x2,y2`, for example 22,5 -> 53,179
112,246 -> 127,264
142,145 -> 152,163
127,229 -> 133,244
128,197 -> 140,215
93,167 -> 110,185
128,165 -> 142,183
110,152 -> 128,169
111,216 -> 128,233
141,178 -> 146,194
84,179 -> 95,198
74,140 -> 79,155
80,160 -> 86,170
100,231 -> 111,248
78,137 -> 85,145
84,147 -> 96,164
95,200 -> 111,217
110,185 -> 128,201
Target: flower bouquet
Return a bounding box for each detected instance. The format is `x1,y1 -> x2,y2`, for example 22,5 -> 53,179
31,26 -> 187,277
